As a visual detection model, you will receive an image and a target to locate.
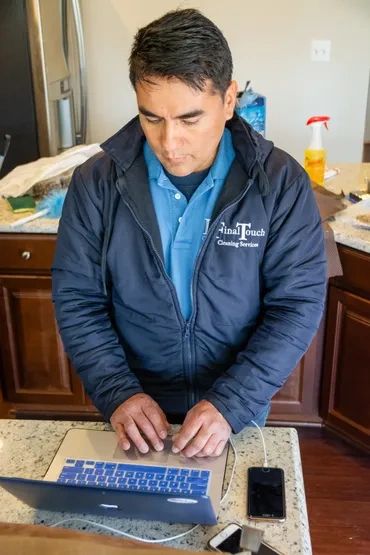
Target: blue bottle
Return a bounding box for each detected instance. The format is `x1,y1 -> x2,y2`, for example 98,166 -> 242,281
236,82 -> 266,137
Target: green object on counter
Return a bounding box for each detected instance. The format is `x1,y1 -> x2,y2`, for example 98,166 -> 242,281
6,195 -> 36,213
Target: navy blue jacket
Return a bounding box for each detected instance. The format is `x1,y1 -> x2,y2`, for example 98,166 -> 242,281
52,115 -> 327,433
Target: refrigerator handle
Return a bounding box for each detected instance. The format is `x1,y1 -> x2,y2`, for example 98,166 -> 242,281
70,0 -> 87,144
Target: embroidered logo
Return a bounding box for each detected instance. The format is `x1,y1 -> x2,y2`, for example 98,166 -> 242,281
215,221 -> 265,248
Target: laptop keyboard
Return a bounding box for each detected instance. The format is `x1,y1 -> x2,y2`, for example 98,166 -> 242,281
56,459 -> 211,496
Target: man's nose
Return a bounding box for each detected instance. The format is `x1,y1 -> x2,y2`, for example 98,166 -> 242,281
160,122 -> 179,153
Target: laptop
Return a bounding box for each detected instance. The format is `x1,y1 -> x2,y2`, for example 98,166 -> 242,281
0,428 -> 228,525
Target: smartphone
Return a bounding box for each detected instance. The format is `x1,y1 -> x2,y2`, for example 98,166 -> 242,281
207,523 -> 285,554
207,523 -> 243,553
247,467 -> 286,521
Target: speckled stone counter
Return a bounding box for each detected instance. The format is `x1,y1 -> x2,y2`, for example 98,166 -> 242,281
0,198 -> 59,234
0,420 -> 311,554
326,163 -> 370,253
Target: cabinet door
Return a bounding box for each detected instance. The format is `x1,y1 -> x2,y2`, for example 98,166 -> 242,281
269,322 -> 324,424
321,287 -> 370,451
0,274 -> 88,409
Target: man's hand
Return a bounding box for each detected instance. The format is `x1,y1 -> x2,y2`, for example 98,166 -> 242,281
172,400 -> 231,458
110,393 -> 170,453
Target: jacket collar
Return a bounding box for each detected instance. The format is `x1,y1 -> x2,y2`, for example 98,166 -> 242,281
100,113 -> 274,193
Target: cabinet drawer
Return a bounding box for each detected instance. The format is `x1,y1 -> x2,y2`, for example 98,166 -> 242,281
0,234 -> 56,272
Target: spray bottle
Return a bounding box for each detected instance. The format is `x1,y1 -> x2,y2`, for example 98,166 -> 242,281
304,115 -> 330,186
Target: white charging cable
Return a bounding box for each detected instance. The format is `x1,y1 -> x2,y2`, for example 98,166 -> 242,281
49,438 -> 238,543
251,420 -> 268,467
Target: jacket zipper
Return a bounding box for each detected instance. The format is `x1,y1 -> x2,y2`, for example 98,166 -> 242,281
118,178 -> 253,410
186,179 -> 254,404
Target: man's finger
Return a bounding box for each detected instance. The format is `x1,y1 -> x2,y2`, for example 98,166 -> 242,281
124,416 -> 150,453
142,404 -> 169,441
172,416 -> 202,453
179,427 -> 211,458
113,422 -> 131,450
214,440 -> 228,457
135,413 -> 164,451
194,433 -> 220,458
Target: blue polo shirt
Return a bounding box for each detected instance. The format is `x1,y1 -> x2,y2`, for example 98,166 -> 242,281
144,129 -> 235,320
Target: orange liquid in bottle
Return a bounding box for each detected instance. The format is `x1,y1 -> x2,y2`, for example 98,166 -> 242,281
304,148 -> 326,186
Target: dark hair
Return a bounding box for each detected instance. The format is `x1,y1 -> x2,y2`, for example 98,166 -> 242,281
129,8 -> 233,97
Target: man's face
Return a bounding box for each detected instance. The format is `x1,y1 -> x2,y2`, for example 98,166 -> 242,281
136,77 -> 237,176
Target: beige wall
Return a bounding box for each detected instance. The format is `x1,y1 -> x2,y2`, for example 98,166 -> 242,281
81,0 -> 370,164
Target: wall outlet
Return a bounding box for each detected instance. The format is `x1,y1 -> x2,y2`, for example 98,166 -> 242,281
311,39 -> 331,62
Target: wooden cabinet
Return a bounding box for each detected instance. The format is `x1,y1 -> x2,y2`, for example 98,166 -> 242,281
0,233 -> 100,419
269,322 -> 324,424
321,245 -> 370,452
0,232 -> 324,423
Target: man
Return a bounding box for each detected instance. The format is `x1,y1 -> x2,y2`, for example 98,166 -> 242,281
52,9 -> 326,458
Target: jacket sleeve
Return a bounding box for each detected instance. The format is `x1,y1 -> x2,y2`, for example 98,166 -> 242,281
52,166 -> 143,420
203,172 -> 327,433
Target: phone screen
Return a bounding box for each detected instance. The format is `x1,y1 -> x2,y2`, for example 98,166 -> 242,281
216,528 -> 242,553
247,467 -> 285,520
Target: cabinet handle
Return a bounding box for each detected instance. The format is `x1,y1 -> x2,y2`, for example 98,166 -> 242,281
21,251 -> 31,260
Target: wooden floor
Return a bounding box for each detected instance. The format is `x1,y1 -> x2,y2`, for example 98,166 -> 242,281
297,428 -> 370,555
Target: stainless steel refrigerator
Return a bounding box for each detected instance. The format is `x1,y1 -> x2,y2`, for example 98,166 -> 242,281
0,0 -> 87,177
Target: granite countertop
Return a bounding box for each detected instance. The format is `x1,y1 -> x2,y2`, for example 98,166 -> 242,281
0,197 -> 59,234
0,420 -> 312,554
325,163 -> 370,254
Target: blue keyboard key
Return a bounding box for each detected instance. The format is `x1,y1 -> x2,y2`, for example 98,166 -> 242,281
104,469 -> 114,476
65,459 -> 75,464
145,472 -> 155,479
167,468 -> 179,475
107,476 -> 116,483
148,480 -> 158,486
95,462 -> 104,469
180,469 -> 190,475
176,475 -> 185,482
159,481 -> 168,487
201,470 -> 210,477
84,468 -> 94,474
94,468 -> 104,475
75,461 -> 84,467
87,475 -> 96,482
85,461 -> 95,466
135,472 -> 144,478
61,466 -> 76,473
190,470 -> 200,477
138,479 -> 147,485
155,473 -> 165,480
104,463 -> 117,470
97,476 -> 106,482
169,481 -> 179,488
128,478 -> 137,485
125,471 -> 134,478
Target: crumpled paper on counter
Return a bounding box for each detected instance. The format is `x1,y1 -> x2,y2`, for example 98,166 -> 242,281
0,143 -> 102,198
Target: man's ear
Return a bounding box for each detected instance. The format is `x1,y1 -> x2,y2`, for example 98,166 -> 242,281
224,80 -> 238,120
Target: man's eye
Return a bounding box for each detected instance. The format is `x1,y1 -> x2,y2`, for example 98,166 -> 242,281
182,119 -> 199,126
146,118 -> 161,124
